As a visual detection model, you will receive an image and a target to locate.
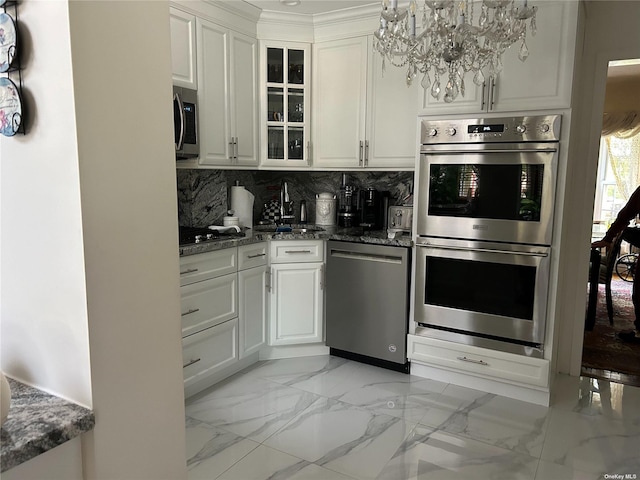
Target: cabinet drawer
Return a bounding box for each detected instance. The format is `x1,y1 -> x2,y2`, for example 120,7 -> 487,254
238,242 -> 267,270
180,274 -> 237,337
179,248 -> 237,286
408,335 -> 549,388
270,240 -> 324,264
182,318 -> 238,390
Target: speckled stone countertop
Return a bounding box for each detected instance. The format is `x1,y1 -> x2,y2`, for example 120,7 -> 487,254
0,377 -> 95,473
179,225 -> 413,256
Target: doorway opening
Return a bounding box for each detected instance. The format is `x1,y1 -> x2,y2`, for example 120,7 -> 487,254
582,59 -> 640,386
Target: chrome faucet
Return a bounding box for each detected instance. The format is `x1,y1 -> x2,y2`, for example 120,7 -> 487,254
279,180 -> 295,224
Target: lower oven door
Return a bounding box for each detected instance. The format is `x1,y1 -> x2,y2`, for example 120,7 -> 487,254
414,238 -> 550,349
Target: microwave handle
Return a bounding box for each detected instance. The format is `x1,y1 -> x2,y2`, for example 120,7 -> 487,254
174,92 -> 185,151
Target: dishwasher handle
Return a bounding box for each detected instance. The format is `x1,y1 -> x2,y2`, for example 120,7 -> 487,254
329,248 -> 404,265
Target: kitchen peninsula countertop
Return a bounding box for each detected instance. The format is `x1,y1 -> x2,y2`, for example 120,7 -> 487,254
179,225 -> 413,257
0,377 -> 95,473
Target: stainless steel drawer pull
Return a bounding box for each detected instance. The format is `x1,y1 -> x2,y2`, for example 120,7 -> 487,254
183,358 -> 201,368
247,253 -> 266,259
456,356 -> 489,366
180,268 -> 199,275
181,308 -> 200,317
285,250 -> 312,254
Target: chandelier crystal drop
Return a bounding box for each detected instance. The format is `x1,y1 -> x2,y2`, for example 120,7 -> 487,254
373,0 -> 537,102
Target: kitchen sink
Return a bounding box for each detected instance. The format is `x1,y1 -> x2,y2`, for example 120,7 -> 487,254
254,225 -> 325,234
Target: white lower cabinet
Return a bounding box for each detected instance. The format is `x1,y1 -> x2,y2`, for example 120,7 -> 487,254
183,319 -> 238,398
268,240 -> 324,346
238,243 -> 268,359
407,334 -> 550,389
180,243 -> 267,398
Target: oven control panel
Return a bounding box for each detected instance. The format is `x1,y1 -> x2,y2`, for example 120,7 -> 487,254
420,114 -> 561,144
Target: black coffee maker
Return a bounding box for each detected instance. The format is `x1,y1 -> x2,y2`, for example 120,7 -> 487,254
337,174 -> 359,227
359,187 -> 385,230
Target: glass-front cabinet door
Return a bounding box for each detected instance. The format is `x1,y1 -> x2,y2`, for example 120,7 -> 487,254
261,42 -> 310,167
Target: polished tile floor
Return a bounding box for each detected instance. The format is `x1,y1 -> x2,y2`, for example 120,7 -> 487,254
184,355 -> 640,480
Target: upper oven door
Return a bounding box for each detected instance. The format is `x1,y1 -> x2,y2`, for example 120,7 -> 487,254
416,143 -> 558,245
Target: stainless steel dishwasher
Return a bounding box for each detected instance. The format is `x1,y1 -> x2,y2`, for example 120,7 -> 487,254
326,240 -> 411,372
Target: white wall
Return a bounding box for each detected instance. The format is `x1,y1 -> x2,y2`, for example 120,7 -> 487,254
554,1 -> 640,375
0,0 -> 92,408
67,1 -> 187,478
1,0 -> 187,478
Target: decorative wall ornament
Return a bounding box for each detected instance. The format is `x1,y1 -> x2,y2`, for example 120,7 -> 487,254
1,0 -> 24,136
373,0 -> 538,102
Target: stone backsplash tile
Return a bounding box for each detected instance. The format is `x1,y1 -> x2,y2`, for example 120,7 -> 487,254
177,169 -> 414,227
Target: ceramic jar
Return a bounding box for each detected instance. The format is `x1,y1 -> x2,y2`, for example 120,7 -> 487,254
316,193 -> 336,226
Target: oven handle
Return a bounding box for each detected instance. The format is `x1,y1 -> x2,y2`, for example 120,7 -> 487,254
421,147 -> 557,155
416,243 -> 549,257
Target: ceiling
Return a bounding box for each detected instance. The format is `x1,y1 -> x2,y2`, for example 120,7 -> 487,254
608,59 -> 640,79
243,0 -> 375,15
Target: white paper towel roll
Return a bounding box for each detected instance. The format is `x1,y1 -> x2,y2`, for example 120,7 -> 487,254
230,186 -> 255,229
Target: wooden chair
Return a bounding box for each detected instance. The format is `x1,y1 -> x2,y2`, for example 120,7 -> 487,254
596,232 -> 625,324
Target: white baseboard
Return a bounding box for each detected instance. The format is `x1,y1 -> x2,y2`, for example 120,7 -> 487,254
260,344 -> 330,360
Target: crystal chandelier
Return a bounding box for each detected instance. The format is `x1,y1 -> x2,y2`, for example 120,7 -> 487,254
373,0 -> 538,102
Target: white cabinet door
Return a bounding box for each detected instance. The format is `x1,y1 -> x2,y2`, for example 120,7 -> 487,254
491,0 -> 577,112
366,45 -> 421,169
180,273 -> 237,338
197,18 -> 232,165
419,0 -> 577,114
230,31 -> 259,167
313,36 -> 420,170
269,263 -> 323,345
169,8 -> 197,89
312,37 -> 368,168
183,319 -> 238,398
197,19 -> 258,167
239,265 -> 267,358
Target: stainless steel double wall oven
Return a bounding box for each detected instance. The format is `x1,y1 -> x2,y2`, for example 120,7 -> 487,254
414,115 -> 561,358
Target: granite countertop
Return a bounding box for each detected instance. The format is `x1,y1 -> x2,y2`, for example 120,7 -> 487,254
1,377 -> 95,473
179,225 -> 413,256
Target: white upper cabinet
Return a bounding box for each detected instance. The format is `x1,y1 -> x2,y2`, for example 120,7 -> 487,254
169,7 -> 197,89
197,18 -> 258,167
421,0 -> 578,114
366,47 -> 421,169
312,36 -> 420,170
260,42 -> 311,168
312,37 -> 368,169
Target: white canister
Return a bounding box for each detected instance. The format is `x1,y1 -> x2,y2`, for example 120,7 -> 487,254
315,193 -> 336,226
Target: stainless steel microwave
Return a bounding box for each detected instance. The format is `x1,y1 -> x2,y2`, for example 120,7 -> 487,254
173,86 -> 199,160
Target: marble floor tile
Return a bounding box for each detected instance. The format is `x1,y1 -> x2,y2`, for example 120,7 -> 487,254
376,425 -> 539,480
533,459 -> 600,480
244,355 -> 361,396
183,356 -> 640,480
323,363 -> 448,424
415,383 -> 550,458
185,417 -> 259,479
264,396 -> 415,480
552,374 -> 640,421
216,445 -> 357,480
185,375 -> 321,443
540,407 -> 640,475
